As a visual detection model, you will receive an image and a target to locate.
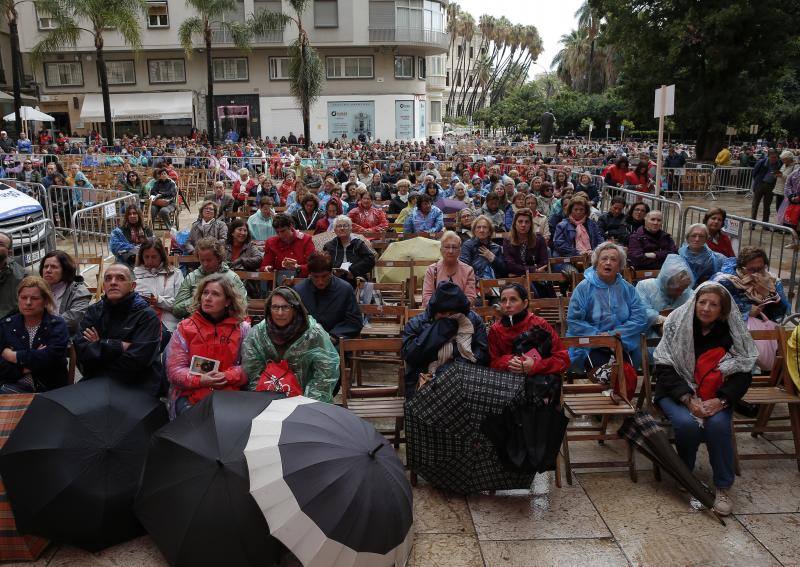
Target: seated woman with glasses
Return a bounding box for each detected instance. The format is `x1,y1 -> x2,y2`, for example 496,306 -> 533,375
421,231 -> 477,308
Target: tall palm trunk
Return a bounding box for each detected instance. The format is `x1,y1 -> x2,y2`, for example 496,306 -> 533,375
457,36 -> 484,110
204,26 -> 215,145
94,35 -> 112,141
476,44 -> 511,110
585,38 -> 595,93
300,32 -> 311,150
8,9 -> 22,137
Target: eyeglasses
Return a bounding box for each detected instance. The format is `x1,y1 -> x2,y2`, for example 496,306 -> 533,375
743,266 -> 766,274
270,304 -> 293,312
442,245 -> 460,251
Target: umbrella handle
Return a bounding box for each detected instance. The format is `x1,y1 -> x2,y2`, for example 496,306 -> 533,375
368,442 -> 385,459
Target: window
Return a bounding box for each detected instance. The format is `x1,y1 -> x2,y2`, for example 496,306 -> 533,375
213,58 -> 248,81
148,59 -> 186,83
326,56 -> 373,79
44,62 -> 83,87
269,57 -> 291,80
445,71 -> 449,87
105,60 -> 136,85
457,45 -> 463,57
417,57 -> 426,79
314,0 -> 338,27
429,55 -> 444,76
469,46 -> 474,59
394,56 -> 413,79
36,7 -> 57,30
396,0 -> 422,29
147,1 -> 169,28
430,100 -> 442,123
456,71 -> 462,87
424,0 -> 444,32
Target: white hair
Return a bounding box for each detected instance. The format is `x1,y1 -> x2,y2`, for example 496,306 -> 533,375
685,223 -> 708,240
334,215 -> 352,230
439,230 -> 461,247
591,241 -> 627,268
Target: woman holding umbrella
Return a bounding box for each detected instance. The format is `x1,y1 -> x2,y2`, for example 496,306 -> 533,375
243,287 -> 339,403
653,282 -> 758,516
165,273 -> 250,418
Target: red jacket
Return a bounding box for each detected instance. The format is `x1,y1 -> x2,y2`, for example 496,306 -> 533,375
488,312 -> 570,376
604,164 -> 628,187
708,232 -> 735,257
232,178 -> 257,201
625,171 -> 650,192
259,230 -> 315,276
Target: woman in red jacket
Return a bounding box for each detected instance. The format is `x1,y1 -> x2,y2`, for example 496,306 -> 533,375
624,161 -> 652,193
488,283 -> 570,376
704,207 -> 735,257
603,156 -> 630,187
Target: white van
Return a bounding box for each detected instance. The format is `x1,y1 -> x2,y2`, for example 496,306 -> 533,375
0,181 -> 49,266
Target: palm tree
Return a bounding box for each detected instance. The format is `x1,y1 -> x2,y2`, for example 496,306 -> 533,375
1,0 -> 25,137
552,28 -> 589,91
179,0 -> 289,145
285,0 -> 324,149
576,1 -> 600,94
31,0 -> 149,141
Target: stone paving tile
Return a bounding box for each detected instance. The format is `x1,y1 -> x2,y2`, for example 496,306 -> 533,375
413,483 -> 475,535
736,513 -> 800,566
727,459 -> 800,514
0,543 -> 58,567
468,473 -> 610,541
407,534 -> 484,567
47,537 -> 167,567
480,538 -> 629,567
580,471 -> 780,567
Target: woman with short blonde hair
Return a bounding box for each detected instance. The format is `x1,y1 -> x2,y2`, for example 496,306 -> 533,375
421,230 -> 477,307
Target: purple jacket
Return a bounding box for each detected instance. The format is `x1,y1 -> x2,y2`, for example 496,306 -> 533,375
627,227 -> 677,270
502,236 -> 549,276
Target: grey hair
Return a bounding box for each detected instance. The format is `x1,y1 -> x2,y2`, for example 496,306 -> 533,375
645,209 -> 663,220
334,214 -> 352,230
439,230 -> 461,247
685,223 -> 708,239
107,262 -> 135,281
591,241 -> 627,268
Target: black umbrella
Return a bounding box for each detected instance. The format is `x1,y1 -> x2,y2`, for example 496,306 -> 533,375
135,390 -> 285,567
245,396 -> 413,567
618,411 -> 725,525
405,361 -> 565,494
0,378 -> 168,551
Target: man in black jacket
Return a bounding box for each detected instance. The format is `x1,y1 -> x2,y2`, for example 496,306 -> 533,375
74,263 -> 163,396
149,168 -> 178,229
295,252 -> 362,344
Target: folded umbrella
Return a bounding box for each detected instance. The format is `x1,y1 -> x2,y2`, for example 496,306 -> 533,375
245,396 -> 413,567
405,361 -> 544,493
0,378 -> 168,551
618,411 -> 725,525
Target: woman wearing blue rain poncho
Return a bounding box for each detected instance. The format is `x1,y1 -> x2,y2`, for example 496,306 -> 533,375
635,254 -> 696,336
679,223 -> 727,287
567,241 -> 650,370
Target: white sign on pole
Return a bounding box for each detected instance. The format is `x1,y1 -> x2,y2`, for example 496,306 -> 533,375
104,203 -> 116,219
653,84 -> 675,118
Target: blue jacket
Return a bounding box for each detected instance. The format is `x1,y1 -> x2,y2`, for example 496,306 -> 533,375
567,267 -> 649,366
460,237 -> 506,280
404,206 -> 444,234
0,311 -> 69,391
110,225 -> 154,261
553,218 -> 604,257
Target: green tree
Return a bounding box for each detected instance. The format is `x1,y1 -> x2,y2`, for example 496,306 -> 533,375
594,0 -> 800,158
285,0 -> 324,149
32,0 -> 149,141
180,0 -> 289,145
2,0 -> 26,137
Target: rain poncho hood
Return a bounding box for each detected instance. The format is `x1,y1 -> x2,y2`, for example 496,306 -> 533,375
678,243 -> 725,286
566,266 -> 649,365
634,254 -> 695,325
653,282 -> 758,386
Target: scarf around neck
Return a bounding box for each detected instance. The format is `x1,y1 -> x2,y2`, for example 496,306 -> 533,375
571,215 -> 591,253
724,268 -> 778,305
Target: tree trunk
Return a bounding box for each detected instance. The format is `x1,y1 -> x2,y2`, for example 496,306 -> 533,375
586,38 -> 595,94
205,35 -> 215,146
696,126 -> 723,161
8,14 -> 22,138
95,39 -> 113,143
301,42 -> 311,150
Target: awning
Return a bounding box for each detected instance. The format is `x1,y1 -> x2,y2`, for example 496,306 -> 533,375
80,91 -> 193,122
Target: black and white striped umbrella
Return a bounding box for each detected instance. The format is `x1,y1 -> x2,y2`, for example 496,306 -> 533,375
244,396 -> 413,567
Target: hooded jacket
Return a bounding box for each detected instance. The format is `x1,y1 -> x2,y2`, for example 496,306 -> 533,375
634,254 -> 695,327
74,292 -> 163,395
322,236 -> 375,280
488,312 -> 569,377
401,282 -> 488,398
678,243 -> 726,286
243,314 -> 340,403
110,225 -> 154,259
295,276 -> 363,339
187,217 -> 228,252
133,264 -> 185,331
567,266 -> 650,366
0,311 -> 69,391
172,263 -> 248,319
56,276 -> 92,334
627,226 -> 678,270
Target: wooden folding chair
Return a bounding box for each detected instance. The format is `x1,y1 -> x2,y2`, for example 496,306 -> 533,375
559,335 -> 637,485
529,297 -> 569,335
67,344 -> 78,385
235,270 -> 276,298
624,267 -> 660,285
359,305 -> 405,338
733,326 -> 800,472
528,271 -> 571,298
356,280 -> 407,306
76,255 -> 104,300
339,338 -> 405,447
374,259 -> 431,307
477,275 -> 528,306
548,255 -> 587,273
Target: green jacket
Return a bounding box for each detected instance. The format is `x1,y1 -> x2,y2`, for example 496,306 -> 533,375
172,263 -> 247,319
0,261 -> 25,319
242,315 -> 340,403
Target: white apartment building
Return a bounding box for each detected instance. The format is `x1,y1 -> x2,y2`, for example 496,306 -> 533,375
12,0 -> 449,141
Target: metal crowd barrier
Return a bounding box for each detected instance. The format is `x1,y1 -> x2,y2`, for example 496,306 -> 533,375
69,191 -> 138,260
600,184 -> 683,237
680,205 -> 799,306
657,167 -> 714,200
5,218 -> 56,270
709,166 -> 754,197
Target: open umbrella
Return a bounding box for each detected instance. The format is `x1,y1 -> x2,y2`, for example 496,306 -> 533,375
406,361 -> 561,493
617,411 -> 725,525
2,106 -> 55,122
245,396 -> 413,567
375,236 -> 441,283
435,198 -> 468,214
135,391 -> 285,567
0,378 -> 168,551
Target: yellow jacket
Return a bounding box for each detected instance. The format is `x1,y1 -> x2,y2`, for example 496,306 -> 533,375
714,148 -> 731,166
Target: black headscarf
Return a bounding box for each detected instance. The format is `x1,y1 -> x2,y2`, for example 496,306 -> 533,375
265,286 -> 308,345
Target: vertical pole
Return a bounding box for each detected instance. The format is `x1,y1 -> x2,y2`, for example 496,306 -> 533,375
655,85 -> 666,198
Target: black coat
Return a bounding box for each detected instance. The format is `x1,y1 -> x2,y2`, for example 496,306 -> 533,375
322,237 -> 376,280
0,311 -> 69,391
74,292 -> 163,395
295,277 -> 363,339
598,212 -> 627,242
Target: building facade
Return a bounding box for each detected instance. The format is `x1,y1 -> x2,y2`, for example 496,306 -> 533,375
13,0 -> 449,141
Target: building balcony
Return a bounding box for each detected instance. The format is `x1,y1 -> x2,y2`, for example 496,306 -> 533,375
426,74 -> 446,91
211,26 -> 283,45
368,28 -> 449,52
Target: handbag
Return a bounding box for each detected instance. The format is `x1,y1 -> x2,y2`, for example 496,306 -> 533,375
153,198 -> 170,207
255,360 -> 302,397
784,203 -> 800,227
